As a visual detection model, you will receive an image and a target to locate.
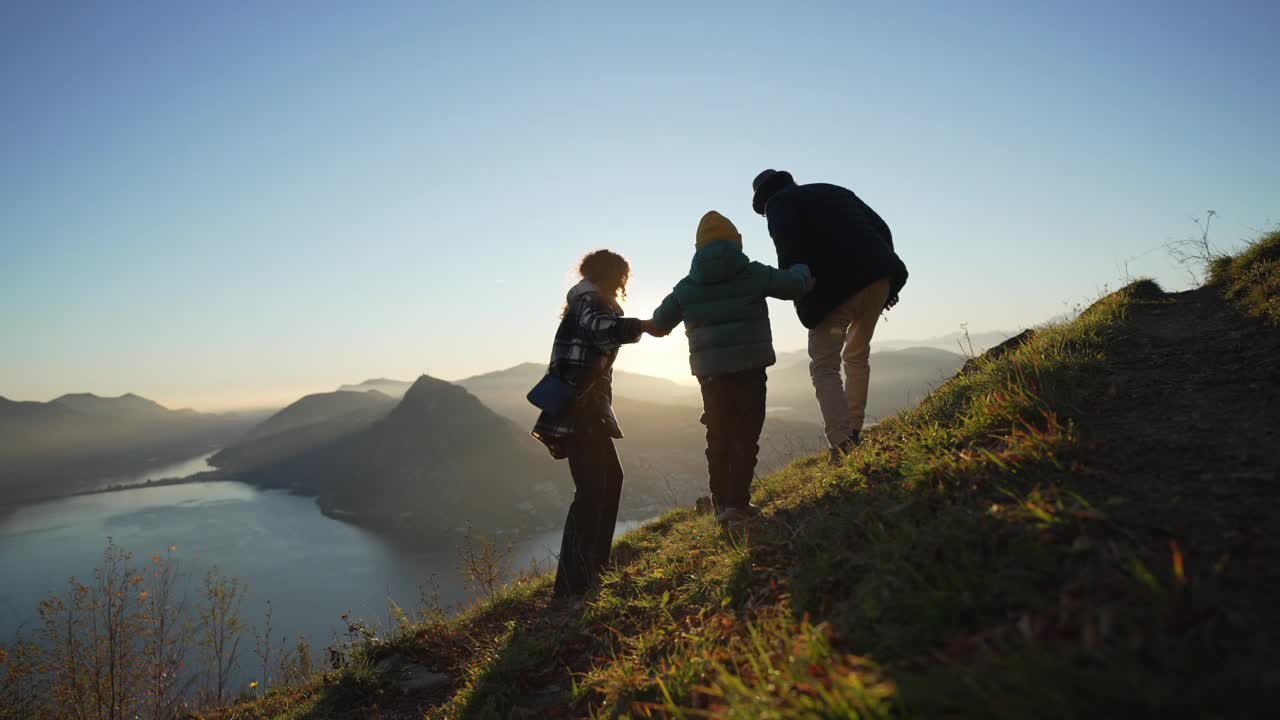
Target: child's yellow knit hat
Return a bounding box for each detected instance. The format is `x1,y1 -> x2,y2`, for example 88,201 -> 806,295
695,210 -> 742,249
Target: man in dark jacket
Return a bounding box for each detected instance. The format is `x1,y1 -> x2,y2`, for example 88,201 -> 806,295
751,169 -> 909,461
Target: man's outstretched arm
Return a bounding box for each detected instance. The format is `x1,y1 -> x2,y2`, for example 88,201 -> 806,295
759,263 -> 813,301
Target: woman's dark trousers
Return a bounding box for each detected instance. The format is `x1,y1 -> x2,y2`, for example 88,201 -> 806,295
553,418 -> 624,597
698,368 -> 768,511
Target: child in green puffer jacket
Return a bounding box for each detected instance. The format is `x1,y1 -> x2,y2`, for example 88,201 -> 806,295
648,210 -> 812,526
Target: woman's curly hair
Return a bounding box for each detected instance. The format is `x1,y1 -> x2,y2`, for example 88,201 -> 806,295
578,249 -> 630,302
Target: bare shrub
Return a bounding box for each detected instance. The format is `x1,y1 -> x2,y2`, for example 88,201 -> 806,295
417,575 -> 449,628
0,634 -> 47,720
458,526 -> 511,602
1165,209 -> 1223,284
197,566 -> 244,705
274,635 -> 315,687
139,548 -> 194,718
11,542 -> 256,719
250,600 -> 278,696
35,540 -> 147,720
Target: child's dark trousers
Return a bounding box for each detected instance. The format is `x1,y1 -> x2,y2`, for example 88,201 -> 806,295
698,368 -> 767,511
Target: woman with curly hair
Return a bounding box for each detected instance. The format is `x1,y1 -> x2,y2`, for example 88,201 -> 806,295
533,249 -> 661,598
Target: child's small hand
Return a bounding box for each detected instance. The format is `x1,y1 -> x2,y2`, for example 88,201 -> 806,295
641,319 -> 669,337
790,264 -> 816,294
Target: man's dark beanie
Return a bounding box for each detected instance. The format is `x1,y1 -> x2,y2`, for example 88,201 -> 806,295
752,169 -> 795,215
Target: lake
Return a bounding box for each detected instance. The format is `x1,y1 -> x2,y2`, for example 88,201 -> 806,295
0,460 -> 649,660
95,449 -> 219,489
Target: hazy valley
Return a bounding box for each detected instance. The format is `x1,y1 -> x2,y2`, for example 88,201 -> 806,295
211,347 -> 966,532
2,346 -> 968,539
0,394 -> 269,504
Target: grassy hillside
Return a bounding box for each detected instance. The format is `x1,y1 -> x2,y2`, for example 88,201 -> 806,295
203,238 -> 1277,718
1209,228 -> 1280,324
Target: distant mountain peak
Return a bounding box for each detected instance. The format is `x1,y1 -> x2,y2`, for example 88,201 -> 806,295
405,373 -> 457,392
380,374 -> 512,434
336,378 -> 413,399
54,392 -> 101,401
52,392 -> 171,416
324,389 -> 389,399
228,386 -> 402,448
397,374 -> 478,409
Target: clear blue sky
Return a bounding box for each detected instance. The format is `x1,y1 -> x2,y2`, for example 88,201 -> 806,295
2,1 -> 1276,410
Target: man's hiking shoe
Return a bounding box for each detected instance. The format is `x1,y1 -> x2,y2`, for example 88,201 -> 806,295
715,506 -> 752,530
826,433 -> 862,466
702,497 -> 761,518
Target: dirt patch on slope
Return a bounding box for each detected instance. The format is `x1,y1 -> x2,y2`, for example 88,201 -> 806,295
1079,285 -> 1280,680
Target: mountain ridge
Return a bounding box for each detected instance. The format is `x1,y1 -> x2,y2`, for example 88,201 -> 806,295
2,346 -> 966,510
222,373 -> 565,532
0,392 -> 265,503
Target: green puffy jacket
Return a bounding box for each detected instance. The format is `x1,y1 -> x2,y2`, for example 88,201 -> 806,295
652,240 -> 812,377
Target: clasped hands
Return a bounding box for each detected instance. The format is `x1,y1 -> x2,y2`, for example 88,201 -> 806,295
640,319 -> 669,338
